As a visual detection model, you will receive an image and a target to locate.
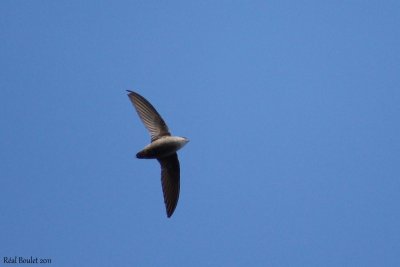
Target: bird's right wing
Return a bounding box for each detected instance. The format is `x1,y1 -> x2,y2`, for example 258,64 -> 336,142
127,91 -> 170,142
157,153 -> 180,218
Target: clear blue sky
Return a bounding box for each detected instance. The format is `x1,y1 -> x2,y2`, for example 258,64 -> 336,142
1,1 -> 399,266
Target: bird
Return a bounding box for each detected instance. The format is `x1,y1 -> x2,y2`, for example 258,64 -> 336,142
127,90 -> 189,218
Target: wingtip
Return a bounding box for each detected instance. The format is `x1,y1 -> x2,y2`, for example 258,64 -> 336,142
166,205 -> 177,218
127,90 -> 141,98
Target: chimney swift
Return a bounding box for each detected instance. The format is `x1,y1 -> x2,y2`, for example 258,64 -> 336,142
127,90 -> 189,218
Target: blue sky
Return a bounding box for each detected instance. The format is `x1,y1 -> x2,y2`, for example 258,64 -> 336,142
1,1 -> 399,266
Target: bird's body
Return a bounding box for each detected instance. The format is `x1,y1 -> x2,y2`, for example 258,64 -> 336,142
127,90 -> 189,218
136,136 -> 188,159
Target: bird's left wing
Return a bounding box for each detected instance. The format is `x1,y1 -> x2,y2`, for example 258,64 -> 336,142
157,153 -> 180,218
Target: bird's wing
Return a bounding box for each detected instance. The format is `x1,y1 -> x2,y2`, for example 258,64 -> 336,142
127,90 -> 170,142
157,153 -> 180,218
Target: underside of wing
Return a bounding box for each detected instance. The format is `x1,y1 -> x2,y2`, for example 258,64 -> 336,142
127,91 -> 170,142
157,153 -> 180,218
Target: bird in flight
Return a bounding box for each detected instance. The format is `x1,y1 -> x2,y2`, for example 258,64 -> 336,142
127,91 -> 189,218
